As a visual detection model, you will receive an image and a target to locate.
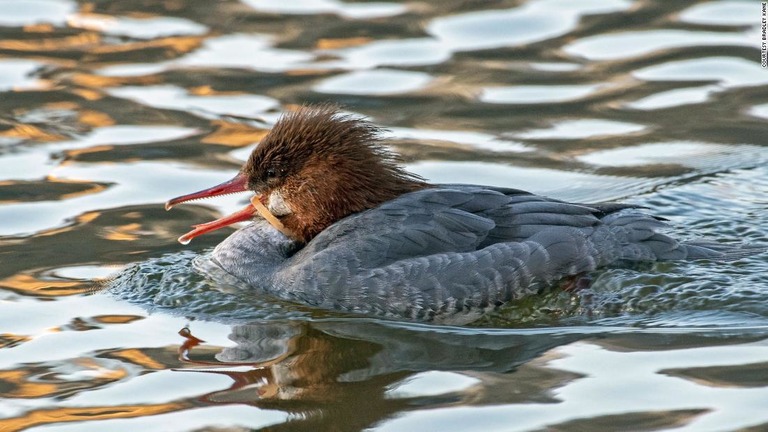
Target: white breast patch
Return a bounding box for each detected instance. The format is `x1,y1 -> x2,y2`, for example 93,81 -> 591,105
268,190 -> 293,216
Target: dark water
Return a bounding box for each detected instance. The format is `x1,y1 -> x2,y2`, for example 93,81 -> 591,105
2,0 -> 768,431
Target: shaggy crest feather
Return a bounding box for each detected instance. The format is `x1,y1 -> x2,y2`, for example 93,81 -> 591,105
242,106 -> 429,242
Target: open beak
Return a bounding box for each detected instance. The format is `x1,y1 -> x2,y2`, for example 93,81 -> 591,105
176,204 -> 256,245
166,172 -> 257,244
165,172 -> 249,211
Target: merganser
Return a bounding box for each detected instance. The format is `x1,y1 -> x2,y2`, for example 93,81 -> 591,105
165,106 -> 756,323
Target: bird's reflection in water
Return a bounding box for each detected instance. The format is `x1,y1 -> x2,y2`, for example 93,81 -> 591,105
176,320 -> 583,431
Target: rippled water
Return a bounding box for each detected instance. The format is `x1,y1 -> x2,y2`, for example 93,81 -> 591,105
2,0 -> 767,431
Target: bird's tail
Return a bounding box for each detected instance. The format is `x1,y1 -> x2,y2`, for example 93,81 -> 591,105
602,212 -> 765,262
678,241 -> 767,261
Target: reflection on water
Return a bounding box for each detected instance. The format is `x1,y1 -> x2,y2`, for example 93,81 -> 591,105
1,0 -> 767,430
173,321 -> 584,431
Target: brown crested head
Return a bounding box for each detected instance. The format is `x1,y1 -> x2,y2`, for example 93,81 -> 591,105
241,105 -> 430,243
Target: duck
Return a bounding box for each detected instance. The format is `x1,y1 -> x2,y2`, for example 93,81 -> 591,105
165,105 -> 754,323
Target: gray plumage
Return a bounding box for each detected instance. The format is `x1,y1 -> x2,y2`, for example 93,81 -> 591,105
211,185 -> 757,323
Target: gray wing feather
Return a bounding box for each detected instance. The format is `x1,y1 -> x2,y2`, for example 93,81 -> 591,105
268,186 -> 760,321
276,188 -> 613,320
278,231 -> 603,322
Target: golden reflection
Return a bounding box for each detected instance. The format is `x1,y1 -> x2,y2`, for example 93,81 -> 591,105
102,223 -> 142,242
44,102 -> 79,110
71,88 -> 103,101
77,211 -> 101,224
79,110 -> 115,127
0,274 -> 88,296
0,33 -> 100,52
59,185 -> 109,201
201,121 -> 269,147
70,73 -> 160,88
0,124 -> 65,142
0,355 -> 181,431
110,348 -> 166,370
0,370 -> 58,398
316,37 -> 372,49
0,333 -> 31,349
46,176 -> 110,201
23,23 -> 55,33
0,403 -> 188,432
188,85 -> 262,97
189,85 -> 215,95
34,211 -> 101,239
89,35 -> 203,55
75,358 -> 129,381
63,144 -> 115,160
285,68 -> 336,76
92,314 -> 144,325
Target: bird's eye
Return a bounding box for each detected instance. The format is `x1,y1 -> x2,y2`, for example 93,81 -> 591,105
266,167 -> 277,178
